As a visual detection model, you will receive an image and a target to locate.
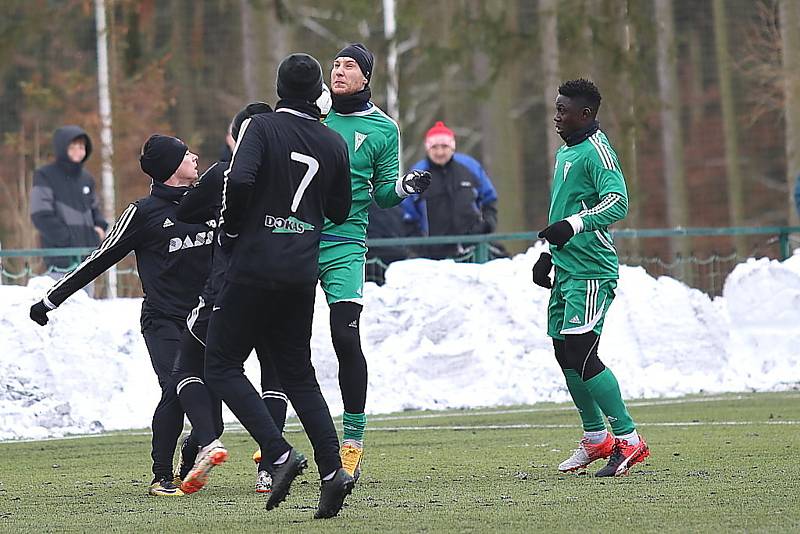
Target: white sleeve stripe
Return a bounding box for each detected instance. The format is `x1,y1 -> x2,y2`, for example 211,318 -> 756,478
588,135 -> 614,170
221,117 -> 253,217
577,193 -> 621,218
591,133 -> 616,169
46,204 -> 138,296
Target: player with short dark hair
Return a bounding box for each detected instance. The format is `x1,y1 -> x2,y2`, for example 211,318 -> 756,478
203,53 -> 354,518
532,78 -> 650,477
29,135 -> 213,495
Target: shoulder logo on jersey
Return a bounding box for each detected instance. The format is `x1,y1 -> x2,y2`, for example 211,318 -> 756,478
563,161 -> 572,182
354,131 -> 367,152
569,315 -> 582,324
265,214 -> 316,234
163,218 -> 174,228
168,231 -> 214,252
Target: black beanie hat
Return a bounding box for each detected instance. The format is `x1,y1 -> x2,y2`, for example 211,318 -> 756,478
335,43 -> 374,83
230,102 -> 273,142
277,53 -> 324,102
139,134 -> 188,182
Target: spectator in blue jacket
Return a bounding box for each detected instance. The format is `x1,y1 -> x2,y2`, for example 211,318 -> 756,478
402,121 -> 498,259
794,173 -> 800,219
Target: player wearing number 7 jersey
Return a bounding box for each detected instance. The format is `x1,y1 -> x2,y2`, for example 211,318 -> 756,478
204,53 -> 354,519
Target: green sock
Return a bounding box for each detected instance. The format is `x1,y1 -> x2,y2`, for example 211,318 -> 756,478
583,368 -> 636,436
563,369 -> 606,432
342,412 -> 367,442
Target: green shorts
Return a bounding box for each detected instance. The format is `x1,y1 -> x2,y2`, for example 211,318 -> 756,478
318,240 -> 367,305
547,271 -> 617,340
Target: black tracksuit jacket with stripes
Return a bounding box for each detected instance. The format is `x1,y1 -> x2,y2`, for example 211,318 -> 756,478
175,158 -> 228,305
221,99 -> 351,289
45,181 -> 213,320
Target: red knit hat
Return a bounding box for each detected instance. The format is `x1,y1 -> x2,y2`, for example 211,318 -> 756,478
425,121 -> 456,150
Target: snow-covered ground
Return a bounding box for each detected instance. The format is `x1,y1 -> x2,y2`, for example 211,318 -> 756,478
1,244 -> 799,441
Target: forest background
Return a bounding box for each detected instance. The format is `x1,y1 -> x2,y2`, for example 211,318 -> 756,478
1,0 -> 799,293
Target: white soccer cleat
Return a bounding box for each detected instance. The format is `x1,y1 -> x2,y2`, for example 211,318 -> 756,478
180,439 -> 228,494
558,435 -> 614,472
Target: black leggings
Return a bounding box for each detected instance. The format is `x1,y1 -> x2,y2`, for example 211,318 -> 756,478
553,331 -> 606,380
330,301 -> 367,414
141,309 -> 186,478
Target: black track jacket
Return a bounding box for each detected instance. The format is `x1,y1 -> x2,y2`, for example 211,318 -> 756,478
45,181 -> 214,320
221,99 -> 351,289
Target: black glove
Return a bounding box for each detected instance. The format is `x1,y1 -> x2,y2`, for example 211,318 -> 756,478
538,220 -> 575,249
30,300 -> 51,326
400,170 -> 431,195
532,252 -> 553,288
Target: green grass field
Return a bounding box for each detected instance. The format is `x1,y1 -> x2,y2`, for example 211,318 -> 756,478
1,392 -> 799,533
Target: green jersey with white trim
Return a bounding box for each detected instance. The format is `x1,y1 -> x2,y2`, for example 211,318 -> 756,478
322,104 -> 404,241
549,129 -> 628,279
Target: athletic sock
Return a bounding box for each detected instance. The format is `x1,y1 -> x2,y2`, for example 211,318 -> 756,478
583,367 -> 636,436
615,430 -> 641,446
583,429 -> 609,444
563,369 -> 606,432
342,412 -> 367,443
262,391 -> 288,434
176,380 -> 217,445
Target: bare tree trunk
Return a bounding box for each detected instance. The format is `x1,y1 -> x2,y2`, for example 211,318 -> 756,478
170,0 -> 194,136
240,0 -> 258,102
780,0 -> 800,226
607,0 -> 641,256
261,0 -> 289,104
654,0 -> 691,282
483,1 -> 524,241
712,0 -> 746,254
383,0 -> 399,121
539,0 -> 560,182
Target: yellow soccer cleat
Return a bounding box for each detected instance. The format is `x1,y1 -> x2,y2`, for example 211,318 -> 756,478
340,443 -> 363,482
148,475 -> 184,496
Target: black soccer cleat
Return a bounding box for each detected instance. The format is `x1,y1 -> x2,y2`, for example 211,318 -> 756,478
175,435 -> 199,484
314,468 -> 355,519
265,448 -> 308,511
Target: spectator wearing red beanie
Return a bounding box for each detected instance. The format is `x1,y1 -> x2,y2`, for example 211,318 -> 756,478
402,120 -> 500,259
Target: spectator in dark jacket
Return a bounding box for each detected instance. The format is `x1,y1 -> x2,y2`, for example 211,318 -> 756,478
30,125 -> 108,272
401,121 -> 498,259
366,201 -> 408,285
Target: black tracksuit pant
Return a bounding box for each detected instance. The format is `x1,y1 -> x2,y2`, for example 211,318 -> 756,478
141,308 -> 186,478
170,299 -> 286,448
205,280 -> 341,478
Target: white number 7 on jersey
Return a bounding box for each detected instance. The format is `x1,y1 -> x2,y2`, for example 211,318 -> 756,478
290,152 -> 319,213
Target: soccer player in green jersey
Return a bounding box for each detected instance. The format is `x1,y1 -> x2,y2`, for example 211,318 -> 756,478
322,43 -> 430,479
533,79 -> 650,476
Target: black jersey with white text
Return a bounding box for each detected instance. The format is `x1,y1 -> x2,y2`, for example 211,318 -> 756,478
45,181 -> 214,320
221,100 -> 351,289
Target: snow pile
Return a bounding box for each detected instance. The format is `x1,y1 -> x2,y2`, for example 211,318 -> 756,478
1,245 -> 799,440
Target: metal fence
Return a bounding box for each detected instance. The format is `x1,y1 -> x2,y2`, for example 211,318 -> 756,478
2,227 -> 799,297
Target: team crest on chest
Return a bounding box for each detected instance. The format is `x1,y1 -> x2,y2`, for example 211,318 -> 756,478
354,131 -> 367,152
